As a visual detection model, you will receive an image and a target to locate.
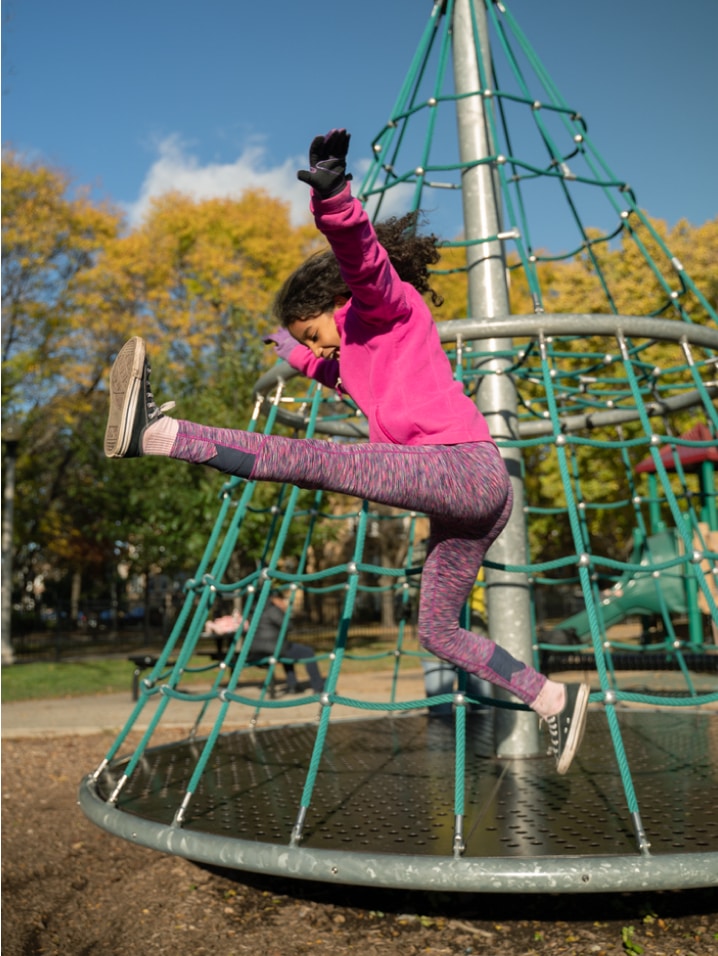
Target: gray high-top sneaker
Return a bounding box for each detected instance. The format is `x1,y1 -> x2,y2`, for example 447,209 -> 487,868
104,337 -> 174,458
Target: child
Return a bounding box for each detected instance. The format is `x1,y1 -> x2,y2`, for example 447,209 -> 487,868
104,129 -> 589,774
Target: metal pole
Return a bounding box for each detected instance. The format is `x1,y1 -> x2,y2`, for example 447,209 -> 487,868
451,0 -> 539,756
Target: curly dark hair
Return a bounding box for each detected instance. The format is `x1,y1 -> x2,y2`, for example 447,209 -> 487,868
273,211 -> 443,327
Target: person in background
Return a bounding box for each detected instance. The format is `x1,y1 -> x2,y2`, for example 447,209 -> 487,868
251,591 -> 325,695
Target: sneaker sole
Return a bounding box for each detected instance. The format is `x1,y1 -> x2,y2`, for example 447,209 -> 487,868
104,337 -> 145,458
556,682 -> 589,775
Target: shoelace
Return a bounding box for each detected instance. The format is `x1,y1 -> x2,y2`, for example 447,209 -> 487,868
145,363 -> 176,421
544,714 -> 560,755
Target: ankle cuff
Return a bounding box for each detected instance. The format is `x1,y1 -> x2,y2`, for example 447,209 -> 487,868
532,679 -> 565,719
142,417 -> 179,455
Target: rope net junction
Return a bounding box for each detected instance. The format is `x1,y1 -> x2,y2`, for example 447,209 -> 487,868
80,0 -> 718,893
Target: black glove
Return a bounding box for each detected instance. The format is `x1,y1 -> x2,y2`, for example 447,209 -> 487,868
297,128 -> 352,198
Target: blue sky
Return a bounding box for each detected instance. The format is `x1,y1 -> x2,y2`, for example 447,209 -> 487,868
3,0 -> 716,253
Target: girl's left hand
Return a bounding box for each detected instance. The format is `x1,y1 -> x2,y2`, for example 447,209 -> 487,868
297,129 -> 352,198
263,328 -> 297,362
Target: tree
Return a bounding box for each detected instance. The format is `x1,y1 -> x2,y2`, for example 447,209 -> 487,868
2,151 -> 121,417
2,153 -> 338,622
2,152 -> 124,620
73,190 -> 321,594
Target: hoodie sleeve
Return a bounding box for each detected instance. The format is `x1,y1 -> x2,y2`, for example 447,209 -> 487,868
287,342 -> 341,390
310,186 -> 410,327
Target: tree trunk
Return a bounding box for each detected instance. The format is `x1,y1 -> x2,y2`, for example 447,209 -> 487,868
70,569 -> 82,626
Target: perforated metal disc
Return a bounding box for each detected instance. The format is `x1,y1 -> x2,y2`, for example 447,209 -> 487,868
80,710 -> 718,892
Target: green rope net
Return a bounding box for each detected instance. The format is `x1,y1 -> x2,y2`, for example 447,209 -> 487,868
80,0 -> 718,892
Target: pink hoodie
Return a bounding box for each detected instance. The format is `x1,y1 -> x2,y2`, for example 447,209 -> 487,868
287,186 -> 493,447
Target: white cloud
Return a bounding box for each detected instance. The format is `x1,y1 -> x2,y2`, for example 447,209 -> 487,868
123,135 -> 312,228
122,137 -> 447,235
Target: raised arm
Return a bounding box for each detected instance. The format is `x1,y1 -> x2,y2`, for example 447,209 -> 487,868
298,130 -> 409,325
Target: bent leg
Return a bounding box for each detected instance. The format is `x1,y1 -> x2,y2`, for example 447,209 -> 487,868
167,421 -> 547,703
418,503 -> 547,708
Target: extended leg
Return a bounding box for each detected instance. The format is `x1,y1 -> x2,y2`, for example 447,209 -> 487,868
170,419 -> 511,527
105,338 -> 511,526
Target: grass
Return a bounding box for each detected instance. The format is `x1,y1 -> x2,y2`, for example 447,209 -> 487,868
2,657 -> 147,702
2,639 -> 425,703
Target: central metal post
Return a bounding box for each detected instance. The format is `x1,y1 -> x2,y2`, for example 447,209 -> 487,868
451,0 -> 539,757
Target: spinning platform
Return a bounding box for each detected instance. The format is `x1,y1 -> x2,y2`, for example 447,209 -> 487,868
80,709 -> 718,893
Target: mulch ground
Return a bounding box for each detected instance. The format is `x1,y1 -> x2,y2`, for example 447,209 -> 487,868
2,731 -> 717,955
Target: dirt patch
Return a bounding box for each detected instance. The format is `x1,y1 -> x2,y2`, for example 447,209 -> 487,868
2,732 -> 717,955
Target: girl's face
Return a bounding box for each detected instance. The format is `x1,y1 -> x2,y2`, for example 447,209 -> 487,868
288,297 -> 346,361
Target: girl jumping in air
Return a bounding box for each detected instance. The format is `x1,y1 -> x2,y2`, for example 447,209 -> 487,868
105,128 -> 589,773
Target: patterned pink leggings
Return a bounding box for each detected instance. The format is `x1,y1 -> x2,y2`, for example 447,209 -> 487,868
168,421 -> 546,705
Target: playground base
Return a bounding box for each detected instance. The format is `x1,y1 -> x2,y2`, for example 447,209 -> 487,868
541,649 -> 718,674
79,708 -> 718,894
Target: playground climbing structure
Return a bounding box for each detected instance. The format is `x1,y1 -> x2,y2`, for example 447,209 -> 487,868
80,0 -> 718,892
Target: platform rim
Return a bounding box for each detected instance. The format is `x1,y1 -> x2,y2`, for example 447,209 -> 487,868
78,773 -> 718,895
